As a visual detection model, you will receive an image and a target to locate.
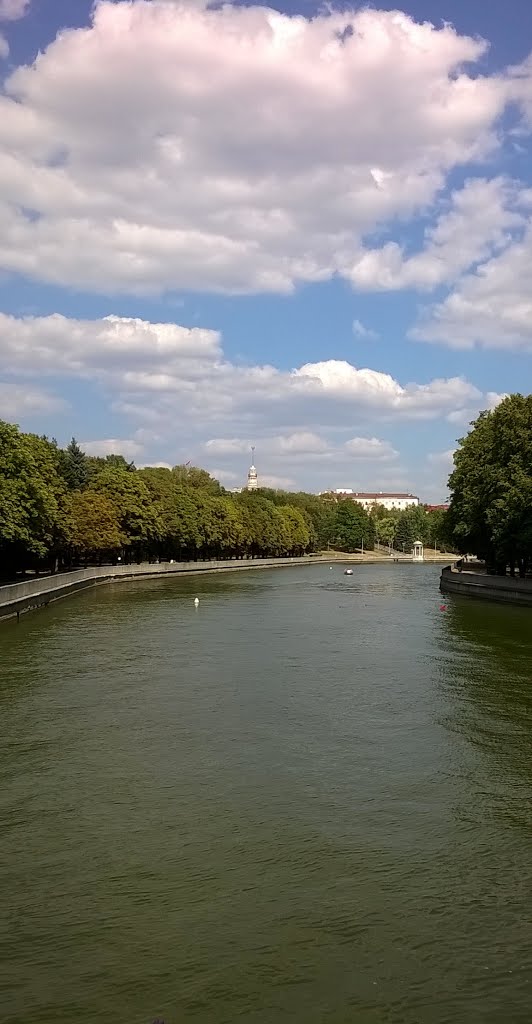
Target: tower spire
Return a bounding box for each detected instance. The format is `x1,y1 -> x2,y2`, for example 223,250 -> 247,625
247,445 -> 258,491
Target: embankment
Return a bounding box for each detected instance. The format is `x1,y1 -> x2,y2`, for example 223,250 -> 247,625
440,564 -> 532,607
0,553 -> 454,624
0,556 -> 321,623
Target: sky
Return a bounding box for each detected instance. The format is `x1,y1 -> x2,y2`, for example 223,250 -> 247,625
0,0 -> 531,499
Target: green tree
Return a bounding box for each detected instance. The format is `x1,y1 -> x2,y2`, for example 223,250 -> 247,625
60,437 -> 88,491
65,490 -> 125,559
278,505 -> 311,554
377,515 -> 397,549
92,467 -> 161,557
172,464 -> 222,493
395,506 -> 427,553
425,508 -> 448,551
447,394 -> 532,574
333,500 -> 371,552
0,421 -> 67,575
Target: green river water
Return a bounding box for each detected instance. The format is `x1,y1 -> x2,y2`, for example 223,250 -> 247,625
0,563 -> 530,1024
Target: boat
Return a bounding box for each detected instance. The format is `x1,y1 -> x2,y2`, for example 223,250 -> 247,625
344,568 -> 353,576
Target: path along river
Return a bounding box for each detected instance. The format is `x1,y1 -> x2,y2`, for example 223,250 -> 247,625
0,563 -> 530,1023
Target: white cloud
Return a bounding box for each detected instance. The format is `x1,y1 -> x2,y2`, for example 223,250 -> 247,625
0,311 -> 502,499
411,220 -> 532,350
0,381 -> 66,419
274,432 -> 329,455
0,0 -> 30,20
258,474 -> 297,490
0,34 -> 8,58
0,314 -> 481,428
0,1 -> 522,295
485,391 -> 509,409
352,319 -> 378,340
0,313 -> 220,373
344,437 -> 398,459
293,360 -> 479,418
80,438 -> 145,460
347,177 -> 525,291
205,432 -> 329,458
204,438 -> 250,457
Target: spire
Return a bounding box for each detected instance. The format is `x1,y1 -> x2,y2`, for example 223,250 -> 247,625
247,445 -> 258,490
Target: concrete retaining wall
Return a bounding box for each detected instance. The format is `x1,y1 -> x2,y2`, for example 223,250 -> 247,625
440,565 -> 532,606
0,555 -> 456,624
0,556 -> 318,623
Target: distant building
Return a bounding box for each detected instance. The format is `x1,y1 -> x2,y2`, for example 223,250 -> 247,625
247,446 -> 258,491
425,503 -> 449,513
323,490 -> 419,511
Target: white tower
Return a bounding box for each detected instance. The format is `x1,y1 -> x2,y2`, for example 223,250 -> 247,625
247,446 -> 258,491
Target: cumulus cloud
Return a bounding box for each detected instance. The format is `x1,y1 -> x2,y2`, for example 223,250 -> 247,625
344,437 -> 398,459
0,1 -> 526,295
347,177 -> 525,291
0,310 -> 486,497
411,220 -> 532,350
0,313 -> 220,373
0,313 -> 482,433
485,391 -> 509,409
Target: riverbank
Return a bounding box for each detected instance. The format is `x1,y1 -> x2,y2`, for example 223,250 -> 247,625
1,551 -> 453,623
440,564 -> 532,606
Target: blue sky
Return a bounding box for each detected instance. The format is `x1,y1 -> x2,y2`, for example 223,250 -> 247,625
1,0 -> 531,498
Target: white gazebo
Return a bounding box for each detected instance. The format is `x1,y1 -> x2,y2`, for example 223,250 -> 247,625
412,540 -> 424,562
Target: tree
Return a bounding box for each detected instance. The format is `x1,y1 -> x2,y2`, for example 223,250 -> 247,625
377,515 -> 397,550
60,437 -> 88,491
447,394 -> 532,574
278,505 -> 311,555
85,453 -> 135,485
92,467 -> 161,557
425,508 -> 448,551
172,464 -> 222,493
333,500 -> 371,552
0,421 -> 67,575
395,506 -> 428,553
65,491 -> 125,559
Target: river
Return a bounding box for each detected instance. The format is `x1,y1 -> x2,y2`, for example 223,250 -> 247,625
0,563 -> 530,1023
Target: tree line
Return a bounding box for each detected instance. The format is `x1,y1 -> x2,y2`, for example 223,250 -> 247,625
0,419 -> 449,580
446,394 -> 532,577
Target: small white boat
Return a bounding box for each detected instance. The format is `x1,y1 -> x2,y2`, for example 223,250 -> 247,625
344,568 -> 353,576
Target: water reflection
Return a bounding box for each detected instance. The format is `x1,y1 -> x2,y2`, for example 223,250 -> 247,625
437,598 -> 532,831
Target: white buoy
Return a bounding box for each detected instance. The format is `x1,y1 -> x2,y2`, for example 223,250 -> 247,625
194,597 -> 200,607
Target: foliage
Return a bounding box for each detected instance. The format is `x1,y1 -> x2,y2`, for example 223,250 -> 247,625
92,467 -> 162,552
0,421 -> 338,576
65,490 -> 125,556
332,498 -> 374,552
446,394 -> 532,575
60,437 -> 88,491
0,422 -> 66,570
394,505 -> 428,552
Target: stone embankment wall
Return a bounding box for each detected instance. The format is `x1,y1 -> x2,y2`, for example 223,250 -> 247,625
440,565 -> 532,607
0,553 -> 455,624
0,557 -> 317,623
